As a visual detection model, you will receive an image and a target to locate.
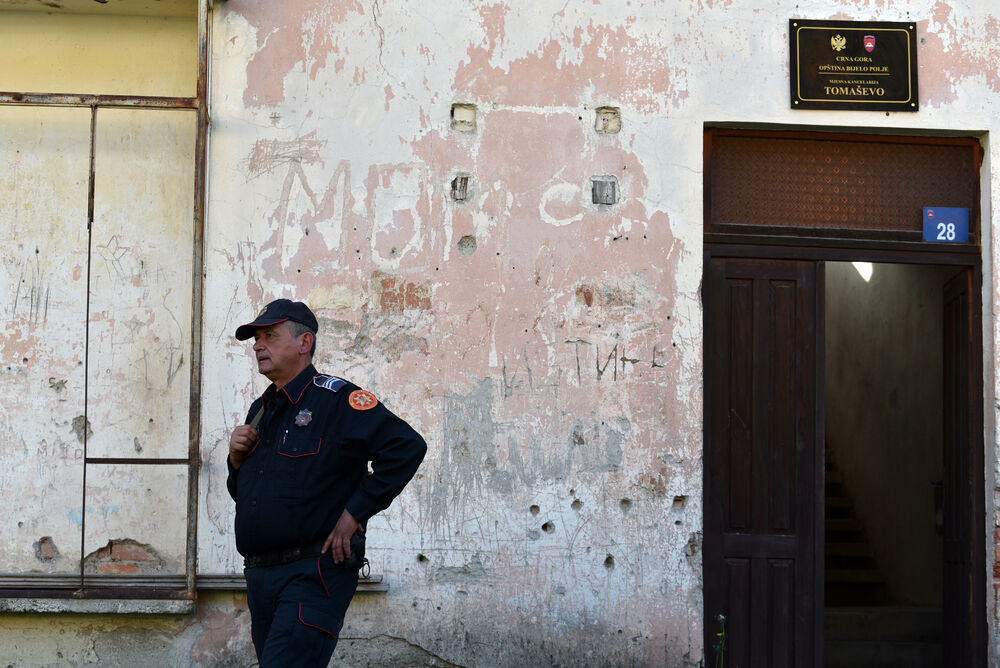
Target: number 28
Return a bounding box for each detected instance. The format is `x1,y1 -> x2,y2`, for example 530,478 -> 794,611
936,222 -> 956,241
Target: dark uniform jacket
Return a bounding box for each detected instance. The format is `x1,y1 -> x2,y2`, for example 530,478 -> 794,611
227,364 -> 426,557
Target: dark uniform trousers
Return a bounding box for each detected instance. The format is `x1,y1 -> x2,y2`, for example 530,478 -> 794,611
245,553 -> 359,667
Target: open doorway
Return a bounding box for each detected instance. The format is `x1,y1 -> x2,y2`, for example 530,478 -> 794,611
824,261 -> 958,666
703,252 -> 985,667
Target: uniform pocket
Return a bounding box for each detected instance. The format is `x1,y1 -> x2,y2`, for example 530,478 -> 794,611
296,602 -> 343,638
277,435 -> 322,457
276,435 -> 323,502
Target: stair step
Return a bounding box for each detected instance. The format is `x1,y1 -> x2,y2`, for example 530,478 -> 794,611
826,569 -> 886,584
826,518 -> 864,532
826,542 -> 873,557
825,607 -> 942,642
825,640 -> 943,668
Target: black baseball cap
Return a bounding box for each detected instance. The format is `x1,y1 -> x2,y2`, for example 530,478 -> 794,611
235,299 -> 319,340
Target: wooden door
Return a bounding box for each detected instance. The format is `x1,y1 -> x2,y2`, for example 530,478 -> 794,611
942,268 -> 986,667
704,257 -> 823,668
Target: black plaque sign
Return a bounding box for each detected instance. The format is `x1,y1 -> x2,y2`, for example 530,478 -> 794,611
790,19 -> 918,111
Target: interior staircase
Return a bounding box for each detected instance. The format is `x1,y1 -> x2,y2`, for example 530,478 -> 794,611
824,454 -> 942,668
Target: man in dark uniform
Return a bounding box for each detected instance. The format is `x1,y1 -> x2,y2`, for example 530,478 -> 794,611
227,298 -> 426,667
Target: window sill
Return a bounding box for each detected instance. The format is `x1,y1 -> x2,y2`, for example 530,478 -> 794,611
0,572 -> 387,613
196,573 -> 388,592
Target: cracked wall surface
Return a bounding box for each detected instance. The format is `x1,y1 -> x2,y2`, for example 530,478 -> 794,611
4,0 -> 1000,666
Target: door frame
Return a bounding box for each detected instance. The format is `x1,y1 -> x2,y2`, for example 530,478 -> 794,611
703,238 -> 987,666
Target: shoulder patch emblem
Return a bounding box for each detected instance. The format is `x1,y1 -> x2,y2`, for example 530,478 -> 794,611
314,375 -> 347,392
348,389 -> 379,411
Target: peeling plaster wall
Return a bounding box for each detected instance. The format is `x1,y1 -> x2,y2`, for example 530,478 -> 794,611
3,0 -> 1000,666
193,1 -> 1000,665
198,0 -> 1000,666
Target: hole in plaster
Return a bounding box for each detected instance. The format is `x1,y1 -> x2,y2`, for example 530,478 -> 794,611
451,103 -> 477,132
620,498 -> 633,513
529,505 -> 540,515
451,175 -> 470,201
541,521 -> 555,533
457,235 -> 477,255
672,495 -> 687,509
594,106 -> 621,134
83,539 -> 167,574
34,536 -> 59,562
417,554 -> 428,563
591,176 -> 618,205
571,499 -> 583,511
604,554 -> 615,569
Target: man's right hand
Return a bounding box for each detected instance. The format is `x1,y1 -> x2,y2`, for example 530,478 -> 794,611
228,425 -> 259,469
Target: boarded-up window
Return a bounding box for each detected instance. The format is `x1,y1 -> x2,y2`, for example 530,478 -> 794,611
0,4 -> 200,600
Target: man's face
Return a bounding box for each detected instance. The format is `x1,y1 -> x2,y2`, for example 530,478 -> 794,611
252,322 -> 306,383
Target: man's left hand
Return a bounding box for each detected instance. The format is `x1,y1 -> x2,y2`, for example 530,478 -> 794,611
323,509 -> 362,563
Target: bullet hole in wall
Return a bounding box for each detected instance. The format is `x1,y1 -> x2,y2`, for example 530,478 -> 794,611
571,499 -> 583,511
417,554 -> 427,563
529,505 -> 540,515
34,536 -> 59,562
620,498 -> 633,513
604,554 -> 615,569
541,521 -> 555,533
672,495 -> 687,509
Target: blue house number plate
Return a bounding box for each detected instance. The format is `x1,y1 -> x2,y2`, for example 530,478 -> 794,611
923,207 -> 969,243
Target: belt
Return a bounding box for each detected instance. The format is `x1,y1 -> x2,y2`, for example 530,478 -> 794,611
244,540 -> 326,569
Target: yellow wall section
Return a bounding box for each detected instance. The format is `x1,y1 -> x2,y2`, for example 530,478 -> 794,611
0,12 -> 196,97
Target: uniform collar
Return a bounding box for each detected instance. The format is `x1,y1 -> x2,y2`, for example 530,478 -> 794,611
264,364 -> 317,406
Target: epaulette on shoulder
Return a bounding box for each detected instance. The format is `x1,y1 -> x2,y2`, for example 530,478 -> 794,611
313,374 -> 347,392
